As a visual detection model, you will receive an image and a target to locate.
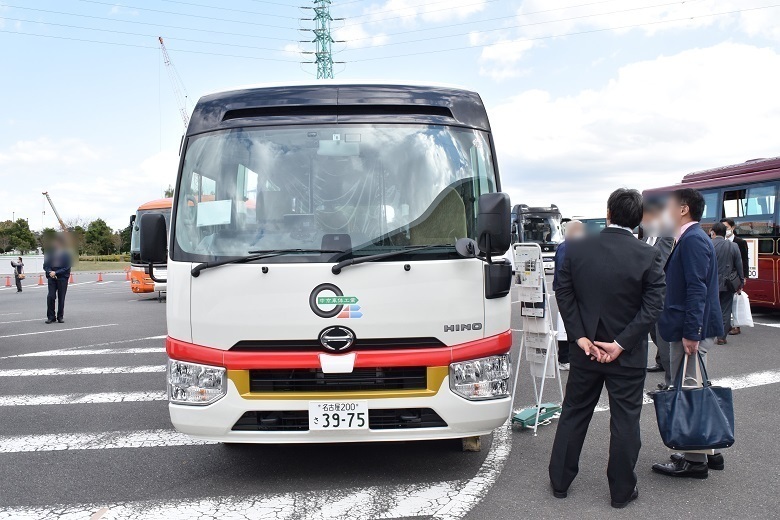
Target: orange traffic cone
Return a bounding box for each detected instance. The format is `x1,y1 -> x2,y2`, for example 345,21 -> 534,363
97,272 -> 103,282
38,274 -> 44,285
69,273 -> 74,283
4,276 -> 10,287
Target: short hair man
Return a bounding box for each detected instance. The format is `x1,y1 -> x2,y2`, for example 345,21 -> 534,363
550,188 -> 665,508
42,234 -> 72,324
553,220 -> 585,371
641,200 -> 675,384
653,188 -> 724,478
710,222 -> 744,345
720,218 -> 750,335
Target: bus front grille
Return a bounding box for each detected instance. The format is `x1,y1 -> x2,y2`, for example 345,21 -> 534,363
248,367 -> 427,393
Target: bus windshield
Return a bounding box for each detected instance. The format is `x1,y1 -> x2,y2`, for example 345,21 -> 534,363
521,216 -> 562,244
131,208 -> 171,255
173,124 -> 497,261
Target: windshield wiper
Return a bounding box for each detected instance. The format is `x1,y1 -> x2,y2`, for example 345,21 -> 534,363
331,245 -> 452,275
192,249 -> 343,277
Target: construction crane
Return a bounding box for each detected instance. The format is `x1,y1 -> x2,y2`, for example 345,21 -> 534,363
42,192 -> 68,233
158,37 -> 190,130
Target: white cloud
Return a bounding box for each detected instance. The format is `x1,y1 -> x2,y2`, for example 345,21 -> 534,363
359,0 -> 488,25
488,42 -> 780,218
334,23 -> 388,50
477,0 -> 780,80
0,138 -> 178,230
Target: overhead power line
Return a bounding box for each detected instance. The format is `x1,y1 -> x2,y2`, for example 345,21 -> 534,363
342,0 -> 705,51
159,0 -> 300,20
343,0 -> 503,24
0,4 -> 296,42
0,16 -> 305,53
73,0 -> 299,30
0,29 -> 301,63
349,3 -> 780,62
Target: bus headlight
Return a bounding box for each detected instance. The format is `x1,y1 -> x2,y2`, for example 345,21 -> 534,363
449,354 -> 511,400
167,360 -> 227,405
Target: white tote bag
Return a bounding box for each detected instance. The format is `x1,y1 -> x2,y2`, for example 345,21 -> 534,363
732,291 -> 754,328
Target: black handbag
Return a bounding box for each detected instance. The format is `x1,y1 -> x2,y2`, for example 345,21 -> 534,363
651,352 -> 735,451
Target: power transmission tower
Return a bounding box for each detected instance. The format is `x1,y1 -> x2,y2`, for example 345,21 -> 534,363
301,0 -> 344,79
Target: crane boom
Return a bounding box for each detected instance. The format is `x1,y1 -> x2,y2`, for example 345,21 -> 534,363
42,192 -> 68,233
158,36 -> 190,129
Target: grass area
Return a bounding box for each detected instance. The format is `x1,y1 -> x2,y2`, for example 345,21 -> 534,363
72,261 -> 130,273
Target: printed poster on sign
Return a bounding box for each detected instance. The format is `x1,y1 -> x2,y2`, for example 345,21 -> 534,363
745,238 -> 759,279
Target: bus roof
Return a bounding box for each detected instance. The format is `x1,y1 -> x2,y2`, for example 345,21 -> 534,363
187,83 -> 491,136
645,156 -> 780,194
138,198 -> 173,211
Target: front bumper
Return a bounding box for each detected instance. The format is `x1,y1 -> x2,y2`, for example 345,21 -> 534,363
169,376 -> 512,443
166,332 -> 513,443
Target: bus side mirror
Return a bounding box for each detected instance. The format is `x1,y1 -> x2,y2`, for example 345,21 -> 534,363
139,213 -> 167,265
129,214 -> 136,229
477,193 -> 511,256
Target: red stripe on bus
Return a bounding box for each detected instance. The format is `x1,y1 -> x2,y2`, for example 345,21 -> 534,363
166,331 -> 512,370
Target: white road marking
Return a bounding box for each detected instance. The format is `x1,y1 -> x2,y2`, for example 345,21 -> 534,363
0,423 -> 511,519
0,391 -> 167,406
10,347 -> 165,357
714,369 -> 780,389
754,321 -> 780,328
0,429 -> 214,454
0,334 -> 166,360
0,324 -> 118,339
0,365 -> 165,377
0,318 -> 44,324
0,312 -> 21,316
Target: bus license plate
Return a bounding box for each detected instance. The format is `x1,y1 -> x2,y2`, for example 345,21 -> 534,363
309,401 -> 369,430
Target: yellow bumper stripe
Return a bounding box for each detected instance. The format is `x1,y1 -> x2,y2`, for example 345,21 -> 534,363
228,366 -> 448,400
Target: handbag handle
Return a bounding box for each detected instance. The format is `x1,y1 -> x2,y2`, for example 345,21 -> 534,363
673,351 -> 712,392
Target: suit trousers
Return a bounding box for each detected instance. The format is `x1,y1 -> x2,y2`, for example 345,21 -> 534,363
549,354 -> 646,503
651,323 -> 672,387
47,277 -> 69,320
719,291 -> 734,339
668,337 -> 719,463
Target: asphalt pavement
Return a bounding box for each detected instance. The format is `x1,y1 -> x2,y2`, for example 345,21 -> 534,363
0,274 -> 779,519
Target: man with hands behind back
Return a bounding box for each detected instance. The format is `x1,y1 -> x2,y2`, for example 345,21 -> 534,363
549,188 -> 666,509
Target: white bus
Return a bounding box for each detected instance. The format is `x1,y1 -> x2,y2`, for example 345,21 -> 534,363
139,83 -> 514,445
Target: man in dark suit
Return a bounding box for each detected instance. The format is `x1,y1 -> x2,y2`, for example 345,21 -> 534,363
711,222 -> 744,345
720,218 -> 750,335
641,201 -> 675,385
553,219 -> 585,371
549,189 -> 666,509
653,188 -> 724,478
43,234 -> 72,324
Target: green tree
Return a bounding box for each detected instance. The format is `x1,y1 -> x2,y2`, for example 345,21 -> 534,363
164,185 -> 175,198
0,220 -> 12,252
85,219 -> 115,255
8,219 -> 37,253
118,224 -> 132,253
71,225 -> 87,254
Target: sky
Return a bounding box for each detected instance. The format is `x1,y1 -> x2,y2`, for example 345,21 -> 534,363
2,0 -> 780,230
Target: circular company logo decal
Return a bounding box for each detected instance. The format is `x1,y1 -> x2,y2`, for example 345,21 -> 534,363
318,326 -> 356,352
309,283 -> 345,318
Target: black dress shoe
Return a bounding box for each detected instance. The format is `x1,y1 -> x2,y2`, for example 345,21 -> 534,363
611,487 -> 639,509
57,318 -> 64,323
646,364 -> 664,372
550,484 -> 567,499
670,452 -> 724,470
652,458 -> 708,479
45,319 -> 56,324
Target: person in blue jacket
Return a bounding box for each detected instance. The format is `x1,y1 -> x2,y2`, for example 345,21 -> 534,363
42,234 -> 72,324
653,188 -> 724,479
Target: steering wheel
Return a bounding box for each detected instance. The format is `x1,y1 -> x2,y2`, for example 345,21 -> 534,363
181,195 -> 198,226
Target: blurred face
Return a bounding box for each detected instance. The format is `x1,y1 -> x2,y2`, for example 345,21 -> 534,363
664,197 -> 689,233
565,221 -> 584,240
641,208 -> 661,236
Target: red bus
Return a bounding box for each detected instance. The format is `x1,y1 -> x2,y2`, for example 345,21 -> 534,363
644,157 -> 780,308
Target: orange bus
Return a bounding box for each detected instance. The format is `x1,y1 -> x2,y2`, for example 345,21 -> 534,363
129,198 -> 172,293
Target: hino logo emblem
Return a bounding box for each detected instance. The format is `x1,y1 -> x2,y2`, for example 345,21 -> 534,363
443,323 -> 483,332
319,326 -> 356,352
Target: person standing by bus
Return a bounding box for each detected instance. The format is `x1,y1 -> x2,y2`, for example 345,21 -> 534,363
43,235 -> 72,324
711,222 -> 744,345
10,257 -> 24,293
553,219 -> 584,372
721,218 -> 750,335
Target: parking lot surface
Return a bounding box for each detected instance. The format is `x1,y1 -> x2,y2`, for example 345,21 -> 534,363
1,275 -> 779,519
